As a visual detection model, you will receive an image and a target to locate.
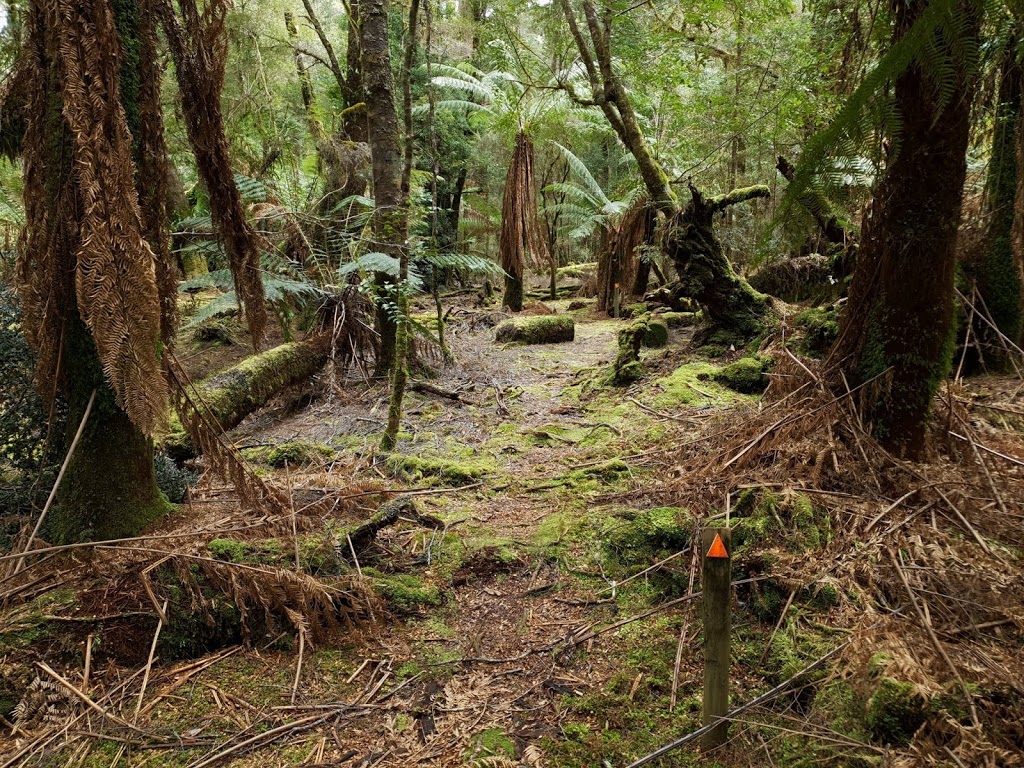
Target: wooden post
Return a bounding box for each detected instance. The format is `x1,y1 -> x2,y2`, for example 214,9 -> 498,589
702,527 -> 731,749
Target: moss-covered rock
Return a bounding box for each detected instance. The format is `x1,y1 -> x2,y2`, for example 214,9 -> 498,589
494,314 -> 575,344
642,318 -> 669,348
731,488 -> 831,553
601,507 -> 693,591
865,678 -> 929,746
610,315 -> 651,384
386,454 -> 487,487
241,440 -> 334,468
705,356 -> 771,394
660,311 -> 698,328
367,571 -> 443,615
795,305 -> 840,357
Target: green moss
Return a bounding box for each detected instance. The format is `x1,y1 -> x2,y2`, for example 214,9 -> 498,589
467,728 -> 516,760
642,318 -> 669,348
865,678 -> 929,746
732,488 -> 830,553
660,311 -> 698,328
571,459 -> 630,482
706,355 -> 770,394
650,362 -> 745,409
241,440 -> 335,468
385,454 -> 487,487
795,306 -> 840,356
494,314 -> 575,344
367,571 -> 442,615
557,262 -> 597,280
601,507 -> 692,591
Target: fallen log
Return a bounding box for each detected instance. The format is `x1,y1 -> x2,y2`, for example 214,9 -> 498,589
494,315 -> 575,344
193,334 -> 333,431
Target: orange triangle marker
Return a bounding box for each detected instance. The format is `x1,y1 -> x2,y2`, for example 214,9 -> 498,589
706,533 -> 729,559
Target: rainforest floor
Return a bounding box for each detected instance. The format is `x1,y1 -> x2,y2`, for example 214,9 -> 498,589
2,296 -> 1024,768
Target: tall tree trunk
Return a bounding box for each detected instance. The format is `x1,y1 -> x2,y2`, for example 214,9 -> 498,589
158,0 -> 268,344
360,0 -> 408,385
20,0 -> 172,543
976,33 -> 1022,362
558,0 -> 771,339
834,0 -> 979,458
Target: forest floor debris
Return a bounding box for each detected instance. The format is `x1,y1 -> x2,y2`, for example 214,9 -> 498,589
2,299 -> 1023,767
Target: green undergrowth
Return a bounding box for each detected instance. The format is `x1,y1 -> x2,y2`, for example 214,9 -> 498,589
240,440 -> 335,467
649,361 -> 752,409
385,453 -> 490,487
731,487 -> 832,554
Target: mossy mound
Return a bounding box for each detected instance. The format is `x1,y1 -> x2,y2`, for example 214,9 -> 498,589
642,318 -> 669,348
365,570 -> 443,615
650,362 -> 746,409
601,506 -> 693,590
795,305 -> 840,356
241,440 -> 335,468
660,311 -> 698,328
866,678 -> 929,746
557,262 -> 597,280
494,314 -> 574,344
702,356 -> 771,394
731,488 -> 831,553
386,454 -> 487,487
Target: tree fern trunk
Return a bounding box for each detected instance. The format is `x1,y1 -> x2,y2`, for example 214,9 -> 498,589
28,0 -> 171,542
836,0 -> 979,458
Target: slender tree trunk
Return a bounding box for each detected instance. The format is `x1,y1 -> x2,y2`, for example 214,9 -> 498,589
976,33 -> 1022,361
558,0 -> 771,338
381,0 -> 419,449
22,0 -> 172,543
361,0 -> 406,377
834,0 -> 979,458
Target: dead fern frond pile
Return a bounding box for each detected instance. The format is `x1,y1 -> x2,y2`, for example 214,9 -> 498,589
644,345 -> 1024,762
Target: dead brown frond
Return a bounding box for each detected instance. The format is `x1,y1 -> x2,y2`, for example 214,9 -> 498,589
312,284 -> 379,381
166,353 -> 292,517
499,131 -> 547,307
18,0 -> 169,435
596,196 -> 655,313
157,0 -> 268,343
161,553 -> 376,645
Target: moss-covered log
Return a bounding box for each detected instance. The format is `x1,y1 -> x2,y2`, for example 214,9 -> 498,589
494,314 -> 575,344
195,334 -> 332,431
665,184 -> 773,341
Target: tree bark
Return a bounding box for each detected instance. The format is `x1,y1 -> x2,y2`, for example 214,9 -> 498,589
834,0 -> 979,458
360,0 -> 407,377
665,185 -> 772,338
976,32 -> 1023,361
21,0 -> 172,542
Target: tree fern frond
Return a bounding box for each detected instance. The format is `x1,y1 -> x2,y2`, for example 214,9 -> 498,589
552,142 -> 610,205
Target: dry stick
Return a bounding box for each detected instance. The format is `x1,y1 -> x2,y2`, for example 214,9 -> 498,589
951,412 -> 1010,520
185,712 -> 332,768
284,461 -> 301,572
623,638 -> 856,768
949,431 -> 1024,468
931,486 -> 992,555
888,549 -> 979,727
757,590 -> 796,667
669,623 -> 687,712
13,389 -> 97,574
83,634 -> 94,695
291,628 -> 306,706
863,489 -> 919,534
36,662 -> 142,732
135,600 -> 168,720
597,547 -> 691,593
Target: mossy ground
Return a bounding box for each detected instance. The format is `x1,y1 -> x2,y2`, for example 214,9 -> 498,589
1,301 -> 916,768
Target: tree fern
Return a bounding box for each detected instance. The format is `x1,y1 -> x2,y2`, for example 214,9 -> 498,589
781,0 -> 983,221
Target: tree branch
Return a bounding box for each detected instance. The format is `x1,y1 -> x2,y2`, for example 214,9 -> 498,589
301,0 -> 347,92
708,184 -> 770,213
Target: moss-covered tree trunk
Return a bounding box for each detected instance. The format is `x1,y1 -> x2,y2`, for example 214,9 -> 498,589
976,34 -> 1022,362
52,317 -> 170,543
665,185 -> 772,339
835,0 -> 979,458
23,0 -> 172,543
